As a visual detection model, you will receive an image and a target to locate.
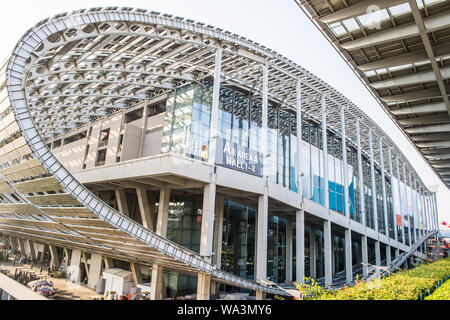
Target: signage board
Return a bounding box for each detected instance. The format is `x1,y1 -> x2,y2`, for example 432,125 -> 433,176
215,138 -> 263,177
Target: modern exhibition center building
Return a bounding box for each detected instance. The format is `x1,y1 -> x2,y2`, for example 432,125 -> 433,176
0,7 -> 441,299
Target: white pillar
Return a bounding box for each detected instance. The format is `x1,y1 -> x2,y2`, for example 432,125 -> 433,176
87,253 -> 103,290
208,47 -> 222,166
296,80 -> 303,197
368,129 -> 378,232
295,209 -> 304,284
309,228 -> 316,279
356,119 -> 366,226
323,220 -> 332,288
27,240 -> 36,261
256,190 -> 268,283
136,188 -> 154,230
395,156 -> 406,244
375,241 -> 381,277
115,189 -> 130,217
386,245 -> 391,267
130,262 -> 143,286
387,148 -> 398,241
345,228 -> 352,284
361,235 -> 368,279
68,249 -> 81,283
286,219 -> 293,284
321,95 -> 329,209
17,238 -> 26,255
49,245 -> 60,269
197,272 -> 212,300
212,196 -> 224,296
433,193 -> 439,232
151,185 -> 170,300
341,107 -> 350,218
379,139 -> 389,235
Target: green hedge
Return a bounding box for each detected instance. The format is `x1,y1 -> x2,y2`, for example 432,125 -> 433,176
425,279 -> 450,300
295,257 -> 450,300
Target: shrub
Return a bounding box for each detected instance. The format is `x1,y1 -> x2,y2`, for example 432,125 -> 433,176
425,279 -> 450,300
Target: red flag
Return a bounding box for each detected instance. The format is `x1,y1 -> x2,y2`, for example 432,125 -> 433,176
442,221 -> 447,226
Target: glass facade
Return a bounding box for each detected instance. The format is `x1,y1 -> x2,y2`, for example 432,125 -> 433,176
160,81 -> 424,294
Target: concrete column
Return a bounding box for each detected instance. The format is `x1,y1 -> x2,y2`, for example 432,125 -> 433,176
200,182 -> 216,260
295,209 -> 304,284
211,196 -> 224,296
256,189 -> 268,283
17,238 -> 26,255
115,189 -> 130,217
387,148 -> 398,242
386,245 -> 391,267
207,47 -> 222,166
68,249 -> 82,283
395,248 -> 400,259
433,193 -> 439,232
345,228 -> 352,284
197,272 -> 212,300
286,219 -> 293,284
361,235 -> 368,279
49,245 -> 60,269
27,240 -> 36,261
150,185 -> 170,300
368,129 -> 378,232
256,290 -> 266,300
130,262 -> 143,286
309,228 -> 316,279
321,95 -> 329,209
356,119 -> 366,227
40,244 -> 49,263
136,188 -> 154,230
375,241 -> 381,277
87,253 -> 103,290
103,257 -> 114,270
323,220 -> 332,288
341,107 -> 350,218
379,139 -> 389,235
296,80 -> 303,196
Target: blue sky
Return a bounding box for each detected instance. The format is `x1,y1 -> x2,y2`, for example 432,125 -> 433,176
1,0 -> 448,228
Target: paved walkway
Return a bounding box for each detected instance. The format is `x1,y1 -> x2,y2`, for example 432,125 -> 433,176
0,258 -> 101,300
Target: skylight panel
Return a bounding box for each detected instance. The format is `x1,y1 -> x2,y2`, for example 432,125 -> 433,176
329,22 -> 347,37
342,18 -> 360,32
357,9 -> 390,29
388,3 -> 411,17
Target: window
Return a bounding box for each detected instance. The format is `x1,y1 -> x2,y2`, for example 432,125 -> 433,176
95,149 -> 107,166
98,128 -> 110,147
124,107 -> 143,123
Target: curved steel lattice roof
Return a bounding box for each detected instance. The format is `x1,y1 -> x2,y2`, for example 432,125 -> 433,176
0,7 -> 437,295
295,0 -> 450,189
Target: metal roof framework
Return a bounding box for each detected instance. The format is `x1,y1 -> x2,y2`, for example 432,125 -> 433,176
295,0 -> 450,188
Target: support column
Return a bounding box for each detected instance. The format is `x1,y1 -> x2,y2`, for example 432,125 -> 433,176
361,235 -> 368,279
345,228 -> 352,284
321,95 -> 329,209
87,253 -> 103,290
49,245 -> 60,270
296,80 -> 303,197
286,219 -> 293,284
136,188 -> 154,231
323,220 -> 332,288
68,249 -> 82,283
433,193 -> 439,232
103,257 -> 114,270
197,181 -> 217,300
379,139 -> 388,235
256,190 -> 268,284
17,238 -> 26,255
207,47 -> 222,166
356,119 -> 366,227
341,107 -> 350,218
295,209 -> 304,284
211,196 -> 224,296
150,185 -> 170,300
115,189 -> 130,217
41,244 -> 49,263
388,148 -> 398,242
309,228 -> 316,279
368,129 -> 378,232
130,262 -> 143,286
386,245 -> 391,267
375,241 -> 381,277
27,240 -> 36,261
395,156 -> 406,244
